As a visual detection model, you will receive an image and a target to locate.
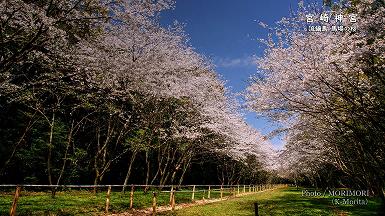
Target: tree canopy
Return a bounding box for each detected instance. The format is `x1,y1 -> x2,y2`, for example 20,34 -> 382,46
0,0 -> 276,189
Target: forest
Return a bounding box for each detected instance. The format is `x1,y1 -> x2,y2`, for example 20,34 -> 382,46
0,0 -> 277,190
0,0 -> 384,212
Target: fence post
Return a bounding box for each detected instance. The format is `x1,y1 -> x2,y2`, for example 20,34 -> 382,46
191,185 -> 195,201
220,185 -> 223,200
237,185 -> 240,195
203,190 -> 206,201
233,186 -> 236,197
152,192 -> 157,216
105,186 -> 112,214
208,186 -> 211,199
254,202 -> 259,216
169,185 -> 174,205
171,190 -> 176,211
249,185 -> 251,193
130,185 -> 134,209
243,185 -> 246,193
9,186 -> 21,216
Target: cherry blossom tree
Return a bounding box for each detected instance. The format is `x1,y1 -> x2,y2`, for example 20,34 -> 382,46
73,0 -> 276,188
247,0 -> 385,201
1,0 -> 277,191
0,0 -> 112,192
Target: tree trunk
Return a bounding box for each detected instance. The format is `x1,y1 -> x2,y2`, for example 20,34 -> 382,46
47,112 -> 55,197
122,150 -> 137,193
93,173 -> 99,194
177,157 -> 192,186
56,120 -> 75,187
144,151 -> 151,193
47,112 -> 55,184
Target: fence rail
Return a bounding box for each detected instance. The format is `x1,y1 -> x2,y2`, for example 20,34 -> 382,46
0,184 -> 288,216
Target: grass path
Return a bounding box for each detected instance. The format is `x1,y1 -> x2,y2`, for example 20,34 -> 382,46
159,187 -> 382,216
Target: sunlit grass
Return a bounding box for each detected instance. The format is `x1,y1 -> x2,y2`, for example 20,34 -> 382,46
160,187 -> 383,216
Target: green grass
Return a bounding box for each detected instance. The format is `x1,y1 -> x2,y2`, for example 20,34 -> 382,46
160,187 -> 383,216
0,187 -> 234,215
1,187 -> 382,215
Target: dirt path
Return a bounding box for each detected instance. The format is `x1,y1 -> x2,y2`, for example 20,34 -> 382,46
108,192 -> 258,216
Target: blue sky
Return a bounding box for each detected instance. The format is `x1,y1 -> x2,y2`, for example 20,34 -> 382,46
161,0 -> 301,149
